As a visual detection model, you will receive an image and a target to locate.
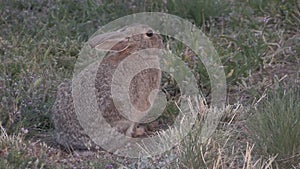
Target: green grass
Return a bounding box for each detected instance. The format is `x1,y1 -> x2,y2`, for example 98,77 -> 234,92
0,123 -> 117,168
0,0 -> 299,168
248,87 -> 300,168
166,0 -> 230,26
0,125 -> 50,169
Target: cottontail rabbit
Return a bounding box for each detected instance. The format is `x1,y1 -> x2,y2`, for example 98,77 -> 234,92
52,24 -> 163,150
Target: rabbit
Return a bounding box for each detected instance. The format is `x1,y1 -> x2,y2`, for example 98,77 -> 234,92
52,24 -> 164,150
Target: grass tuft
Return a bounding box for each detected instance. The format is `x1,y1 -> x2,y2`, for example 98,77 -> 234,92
0,124 -> 48,169
248,86 -> 300,168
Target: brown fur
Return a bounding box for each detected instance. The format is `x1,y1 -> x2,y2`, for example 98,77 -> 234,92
52,24 -> 163,150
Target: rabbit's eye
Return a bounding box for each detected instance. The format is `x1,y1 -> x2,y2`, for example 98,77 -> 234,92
146,30 -> 153,37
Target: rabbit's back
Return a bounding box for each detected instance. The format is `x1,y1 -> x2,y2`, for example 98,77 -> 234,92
53,82 -> 98,150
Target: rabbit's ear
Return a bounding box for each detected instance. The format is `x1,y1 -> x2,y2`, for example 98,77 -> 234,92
89,32 -> 129,52
95,39 -> 129,52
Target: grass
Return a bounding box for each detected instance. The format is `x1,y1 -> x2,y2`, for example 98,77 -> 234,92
0,123 -> 117,168
166,0 -> 230,26
0,124 -> 49,169
248,87 -> 300,168
179,103 -> 279,169
0,0 -> 299,168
